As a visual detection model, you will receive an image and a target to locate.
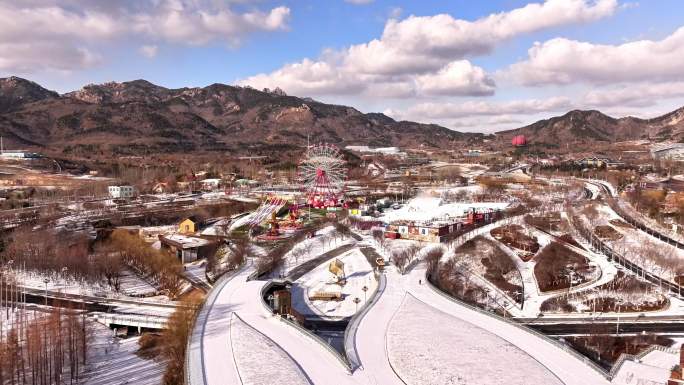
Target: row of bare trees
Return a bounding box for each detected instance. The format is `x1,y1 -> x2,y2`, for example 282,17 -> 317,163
390,245 -> 421,274
255,218 -> 350,276
3,228 -> 98,285
158,298 -> 201,385
576,202 -> 684,282
104,230 -> 185,298
205,237 -> 249,281
0,306 -> 89,385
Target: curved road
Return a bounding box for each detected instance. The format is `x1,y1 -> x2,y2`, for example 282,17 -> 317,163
189,254 -> 612,384
189,189 -> 614,384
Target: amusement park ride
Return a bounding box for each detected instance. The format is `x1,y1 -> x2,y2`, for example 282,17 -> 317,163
250,143 -> 348,240
297,143 -> 348,209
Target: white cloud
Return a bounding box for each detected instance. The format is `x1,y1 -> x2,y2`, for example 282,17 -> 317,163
343,0 -> 617,76
584,82 -> 684,108
0,0 -> 290,72
388,7 -> 402,19
0,42 -> 100,72
505,26 -> 684,85
239,0 -> 617,98
447,115 -> 524,129
240,59 -> 494,98
415,61 -> 495,96
386,97 -> 573,121
132,3 -> 291,46
139,45 -> 158,58
241,59 -> 366,96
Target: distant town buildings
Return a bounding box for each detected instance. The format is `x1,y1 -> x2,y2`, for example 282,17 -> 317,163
108,185 -> 135,199
345,146 -> 403,155
200,178 -> 221,191
575,157 -> 625,168
0,151 -> 42,159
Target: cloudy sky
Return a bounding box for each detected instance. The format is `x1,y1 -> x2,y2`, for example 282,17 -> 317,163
1,0 -> 683,133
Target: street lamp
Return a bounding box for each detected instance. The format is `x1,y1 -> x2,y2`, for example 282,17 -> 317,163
353,297 -> 361,312
7,260 -> 13,314
362,286 -> 368,302
43,278 -> 49,306
616,299 -> 624,336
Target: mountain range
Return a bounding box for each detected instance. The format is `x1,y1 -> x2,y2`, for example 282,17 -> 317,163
1,76 -> 683,158
498,108 -> 684,147
0,77 -> 482,158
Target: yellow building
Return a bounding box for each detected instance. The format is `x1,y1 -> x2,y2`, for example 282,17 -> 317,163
179,218 -> 196,234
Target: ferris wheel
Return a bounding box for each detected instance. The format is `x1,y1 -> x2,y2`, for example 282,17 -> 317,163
298,143 -> 347,207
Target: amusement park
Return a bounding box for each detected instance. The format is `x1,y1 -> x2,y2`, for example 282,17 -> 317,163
245,143 -> 351,241
3,139 -> 682,385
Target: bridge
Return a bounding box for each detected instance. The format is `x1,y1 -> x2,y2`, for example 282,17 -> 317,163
89,312 -> 168,331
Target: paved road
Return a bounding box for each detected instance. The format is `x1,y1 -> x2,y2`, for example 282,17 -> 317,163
189,205 -> 614,384
405,265 -> 611,385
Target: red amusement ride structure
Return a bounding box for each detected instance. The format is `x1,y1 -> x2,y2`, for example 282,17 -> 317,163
298,143 -> 347,208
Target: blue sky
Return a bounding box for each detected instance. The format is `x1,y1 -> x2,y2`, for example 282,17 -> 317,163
2,0 -> 684,133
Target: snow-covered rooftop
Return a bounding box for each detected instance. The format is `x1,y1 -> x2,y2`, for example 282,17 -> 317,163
380,196 -> 508,223
161,234 -> 211,248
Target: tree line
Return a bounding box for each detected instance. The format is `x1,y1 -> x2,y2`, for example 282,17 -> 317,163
0,306 -> 89,385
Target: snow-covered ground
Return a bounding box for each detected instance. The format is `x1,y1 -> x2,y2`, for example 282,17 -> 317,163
184,259 -> 210,287
405,266 -> 611,385
387,294 -> 563,385
291,248 -> 377,318
81,323 -> 164,385
616,198 -> 684,243
583,203 -> 684,282
611,347 -> 680,385
231,314 -> 311,385
275,226 -> 355,277
379,196 -> 509,222
13,268 -> 161,299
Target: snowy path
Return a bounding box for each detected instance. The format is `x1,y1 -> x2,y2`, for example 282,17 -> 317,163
190,260 -> 357,385
387,294 -> 563,385
83,323 -> 164,385
354,264 -> 408,385
485,233 -> 541,315
508,226 -> 619,318
229,279 -> 357,385
351,261 -> 611,385
230,314 -> 311,385
192,211 -> 612,384
406,265 -> 611,385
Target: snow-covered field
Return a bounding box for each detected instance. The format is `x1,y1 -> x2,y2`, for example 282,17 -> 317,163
291,248 -> 377,318
380,196 -> 509,222
612,348 -> 680,385
584,203 -> 684,282
275,226 -> 354,277
184,259 -> 210,287
386,294 -> 563,385
81,323 -> 164,385
13,268 -> 162,299
231,315 -> 310,385
616,199 -> 684,243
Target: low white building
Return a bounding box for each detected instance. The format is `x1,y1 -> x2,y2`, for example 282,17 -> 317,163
108,185 -> 136,199
0,151 -> 41,159
158,234 -> 215,263
200,178 -> 221,191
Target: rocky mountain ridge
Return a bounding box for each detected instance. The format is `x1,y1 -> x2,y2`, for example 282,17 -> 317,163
0,77 -> 483,157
